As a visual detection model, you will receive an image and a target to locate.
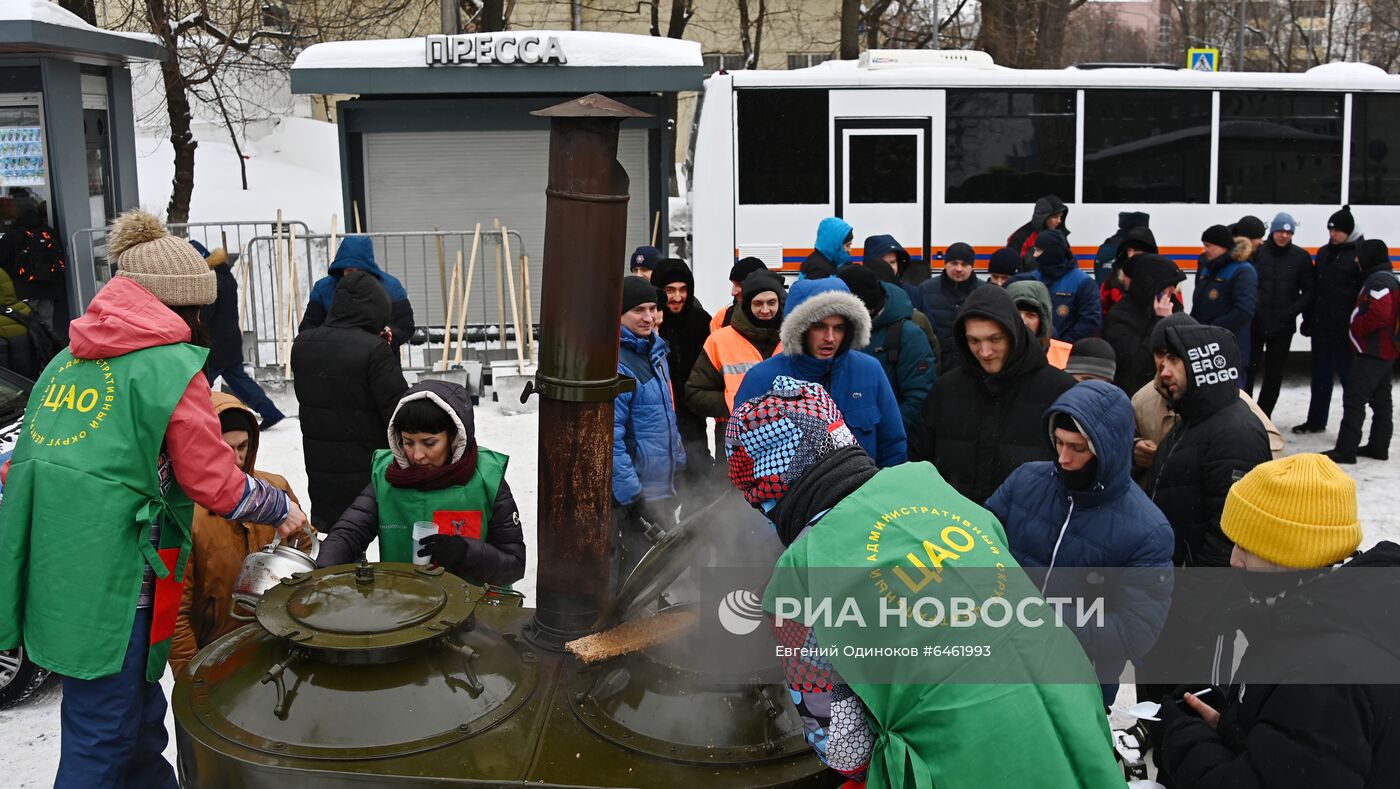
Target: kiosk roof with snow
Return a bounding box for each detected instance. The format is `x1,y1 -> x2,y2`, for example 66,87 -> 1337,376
0,0 -> 165,63
291,31 -> 702,95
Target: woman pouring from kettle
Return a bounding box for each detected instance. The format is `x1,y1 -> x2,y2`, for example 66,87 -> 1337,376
316,380 -> 526,588
0,210 -> 308,789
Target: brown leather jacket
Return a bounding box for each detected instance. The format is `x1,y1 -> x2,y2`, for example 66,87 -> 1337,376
169,393 -> 309,676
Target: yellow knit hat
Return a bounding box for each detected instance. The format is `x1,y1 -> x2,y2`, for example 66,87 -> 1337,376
1221,453 -> 1361,568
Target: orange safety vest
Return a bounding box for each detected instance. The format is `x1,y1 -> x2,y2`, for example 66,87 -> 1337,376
704,326 -> 782,413
709,305 -> 731,334
1047,338 -> 1072,371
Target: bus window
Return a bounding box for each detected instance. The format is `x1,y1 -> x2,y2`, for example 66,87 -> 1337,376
945,90 -> 1074,203
849,134 -> 917,204
1083,90 -> 1211,203
737,89 -> 828,204
1217,91 -> 1342,204
1350,93 -> 1400,205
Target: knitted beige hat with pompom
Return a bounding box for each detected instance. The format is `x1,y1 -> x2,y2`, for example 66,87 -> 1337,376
109,209 -> 216,306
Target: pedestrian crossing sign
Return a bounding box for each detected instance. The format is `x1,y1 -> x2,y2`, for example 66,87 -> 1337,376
1188,48 -> 1219,72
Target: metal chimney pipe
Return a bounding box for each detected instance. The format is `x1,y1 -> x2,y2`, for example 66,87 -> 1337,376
524,94 -> 652,650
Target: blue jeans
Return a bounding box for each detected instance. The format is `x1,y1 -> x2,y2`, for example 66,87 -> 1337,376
56,608 -> 179,789
206,365 -> 284,423
1306,339 -> 1354,428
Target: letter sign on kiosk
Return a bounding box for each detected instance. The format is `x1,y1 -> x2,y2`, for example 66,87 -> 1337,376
426,34 -> 567,66
1188,48 -> 1219,72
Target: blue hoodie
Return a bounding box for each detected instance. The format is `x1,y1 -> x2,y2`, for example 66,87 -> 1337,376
985,381 -> 1174,703
814,217 -> 853,268
734,278 -> 907,466
614,327 -> 686,505
1017,228 -> 1102,342
863,233 -> 925,311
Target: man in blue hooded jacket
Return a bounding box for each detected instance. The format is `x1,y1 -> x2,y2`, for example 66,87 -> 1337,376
838,264 -> 936,438
734,278 -> 906,467
1016,228 -> 1101,342
799,217 -> 853,279
986,380 -> 1174,707
301,236 -> 416,351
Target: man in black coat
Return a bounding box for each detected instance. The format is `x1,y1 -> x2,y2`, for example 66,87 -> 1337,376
292,271 -> 409,529
915,284 -> 1076,504
1158,453 -> 1400,788
650,258 -> 714,482
1136,323 -> 1271,704
918,242 -> 983,373
193,242 -> 285,430
1103,253 -> 1185,395
1296,205 -> 1363,434
1247,213 -> 1312,417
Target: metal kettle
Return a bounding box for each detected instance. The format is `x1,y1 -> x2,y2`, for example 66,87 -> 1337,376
229,525 -> 319,621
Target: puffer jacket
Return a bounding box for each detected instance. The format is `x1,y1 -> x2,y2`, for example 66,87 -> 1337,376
1103,254 -> 1186,394
614,327 -> 685,505
864,282 -> 936,436
1008,194 -> 1070,267
1251,237 -> 1312,338
864,234 -> 924,312
301,236 -> 415,350
169,392 -> 309,676
918,271 -> 983,372
986,381 -> 1174,694
1145,324 -> 1271,567
915,285 -> 1076,504
199,248 -> 244,371
735,279 -> 907,467
292,272 -> 409,528
1304,229 -> 1364,340
1351,239 -> 1399,361
1019,228 -> 1101,342
315,380 -> 526,586
1191,238 -> 1258,361
1162,542 -> 1400,788
800,217 -> 853,279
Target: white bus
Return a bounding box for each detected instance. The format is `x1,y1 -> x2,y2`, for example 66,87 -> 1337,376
687,51 -> 1400,312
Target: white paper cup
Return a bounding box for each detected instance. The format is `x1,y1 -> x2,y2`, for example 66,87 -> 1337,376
412,521 -> 438,565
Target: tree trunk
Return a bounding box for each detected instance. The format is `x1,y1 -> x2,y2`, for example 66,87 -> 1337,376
481,0 -> 506,32
57,0 -> 96,25
840,0 -> 860,59
145,0 -> 196,225
977,0 -> 1027,66
1032,0 -> 1071,67
666,0 -> 691,39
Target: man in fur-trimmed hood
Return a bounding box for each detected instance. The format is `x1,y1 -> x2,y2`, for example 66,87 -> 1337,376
733,278 -> 906,466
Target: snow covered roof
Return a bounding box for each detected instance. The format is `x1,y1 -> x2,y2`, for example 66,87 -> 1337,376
0,0 -> 164,62
291,30 -> 702,96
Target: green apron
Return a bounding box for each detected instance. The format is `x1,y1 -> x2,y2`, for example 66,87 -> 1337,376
0,344 -> 207,681
370,448 -> 507,583
764,462 -> 1122,789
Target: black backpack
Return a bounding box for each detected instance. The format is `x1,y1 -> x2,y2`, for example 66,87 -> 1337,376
1,304 -> 58,377
15,226 -> 66,284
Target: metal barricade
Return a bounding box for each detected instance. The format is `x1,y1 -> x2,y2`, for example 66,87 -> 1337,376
237,227 -> 535,373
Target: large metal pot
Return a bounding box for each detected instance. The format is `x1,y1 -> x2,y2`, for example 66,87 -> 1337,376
230,527 -> 319,621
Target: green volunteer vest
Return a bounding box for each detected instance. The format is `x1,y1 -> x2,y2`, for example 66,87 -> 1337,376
369,448 -> 507,584
0,344 -> 207,681
764,462 -> 1122,789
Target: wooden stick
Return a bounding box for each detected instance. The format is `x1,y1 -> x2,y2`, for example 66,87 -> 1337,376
439,249 -> 462,371
329,213 -> 338,257
453,223 -> 482,365
433,226 -> 449,357
501,226 -> 526,375
651,210 -> 661,247
493,219 -> 505,351
272,210 -> 288,377
520,254 -> 535,367
288,223 -> 303,328
352,200 -> 363,233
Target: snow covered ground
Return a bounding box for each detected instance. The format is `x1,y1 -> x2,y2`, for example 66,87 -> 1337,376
1,376 -> 1395,784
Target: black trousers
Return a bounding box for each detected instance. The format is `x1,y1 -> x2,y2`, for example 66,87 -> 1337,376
1335,354 -> 1394,456
1247,332 -> 1292,416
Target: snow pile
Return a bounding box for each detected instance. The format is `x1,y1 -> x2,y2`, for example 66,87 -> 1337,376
4,0 -> 159,45
135,117 -> 342,233
294,30 -> 702,71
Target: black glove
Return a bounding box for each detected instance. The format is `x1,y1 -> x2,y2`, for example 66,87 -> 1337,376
417,533 -> 469,569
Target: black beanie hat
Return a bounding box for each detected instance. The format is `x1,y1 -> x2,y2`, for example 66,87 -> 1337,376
838,264 -> 886,315
1201,225 -> 1234,249
218,407 -> 258,437
740,270 -> 786,326
945,242 -> 976,264
621,275 -> 657,314
1065,337 -> 1117,381
1149,311 -> 1198,352
988,247 -> 1021,277
1230,215 -> 1266,240
1328,204 -> 1355,234
729,256 -> 767,284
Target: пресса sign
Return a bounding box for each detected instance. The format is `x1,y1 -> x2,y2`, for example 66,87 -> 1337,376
425,34 -> 567,66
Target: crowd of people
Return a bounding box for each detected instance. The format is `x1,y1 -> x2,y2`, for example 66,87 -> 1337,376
0,196 -> 1395,787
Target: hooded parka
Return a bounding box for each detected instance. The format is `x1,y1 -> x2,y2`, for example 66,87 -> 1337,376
1191,238 -> 1259,366
1008,194 -> 1070,267
1103,253 -> 1186,394
301,236 -> 416,350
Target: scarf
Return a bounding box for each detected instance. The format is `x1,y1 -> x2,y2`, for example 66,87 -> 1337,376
769,445 -> 879,546
384,442 -> 479,491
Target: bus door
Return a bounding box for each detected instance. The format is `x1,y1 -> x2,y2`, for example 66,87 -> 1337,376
835,118 -> 931,268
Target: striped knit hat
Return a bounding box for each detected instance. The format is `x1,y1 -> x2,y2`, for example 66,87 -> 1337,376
725,376 -> 856,507
1221,453 -> 1361,568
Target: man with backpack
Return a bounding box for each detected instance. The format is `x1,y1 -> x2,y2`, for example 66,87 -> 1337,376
838,264 -> 937,437
0,265 -> 56,378
0,207 -> 66,335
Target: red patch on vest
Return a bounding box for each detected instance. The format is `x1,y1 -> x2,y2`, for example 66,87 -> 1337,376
433,510 -> 483,540
149,548 -> 184,646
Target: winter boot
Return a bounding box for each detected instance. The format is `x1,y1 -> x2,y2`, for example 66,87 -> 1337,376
1322,448 -> 1356,464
